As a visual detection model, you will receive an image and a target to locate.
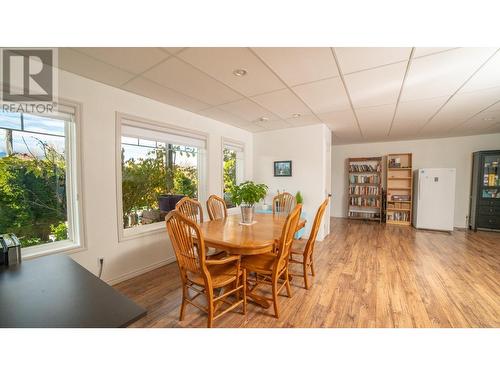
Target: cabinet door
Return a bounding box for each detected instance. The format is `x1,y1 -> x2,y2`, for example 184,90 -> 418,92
480,154 -> 500,201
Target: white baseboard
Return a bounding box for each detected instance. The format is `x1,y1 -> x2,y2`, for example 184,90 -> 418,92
106,255 -> 176,286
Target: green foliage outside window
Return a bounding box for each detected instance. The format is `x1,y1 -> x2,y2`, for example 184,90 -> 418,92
121,144 -> 198,228
223,148 -> 237,206
0,139 -> 68,247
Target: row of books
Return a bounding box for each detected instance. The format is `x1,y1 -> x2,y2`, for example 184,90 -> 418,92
349,185 -> 380,195
349,175 -> 380,184
349,164 -> 381,172
348,211 -> 380,219
387,211 -> 410,221
349,197 -> 381,207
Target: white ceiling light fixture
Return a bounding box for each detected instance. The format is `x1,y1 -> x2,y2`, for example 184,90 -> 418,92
482,117 -> 495,121
232,68 -> 248,77
256,116 -> 269,122
292,113 -> 301,118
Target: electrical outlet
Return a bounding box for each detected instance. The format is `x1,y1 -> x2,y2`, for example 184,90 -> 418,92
98,257 -> 104,266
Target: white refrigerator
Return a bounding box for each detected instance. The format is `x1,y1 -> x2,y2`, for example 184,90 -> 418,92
413,168 -> 456,231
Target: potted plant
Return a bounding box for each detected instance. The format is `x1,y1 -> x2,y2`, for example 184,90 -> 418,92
230,181 -> 268,224
295,191 -> 304,205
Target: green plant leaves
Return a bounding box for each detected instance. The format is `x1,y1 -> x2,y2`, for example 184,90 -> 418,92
229,181 -> 268,207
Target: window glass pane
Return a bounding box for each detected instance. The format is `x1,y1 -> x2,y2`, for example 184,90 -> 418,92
223,147 -> 237,208
23,113 -> 65,136
121,136 -> 138,145
121,137 -> 199,229
0,112 -> 69,248
0,111 -> 22,131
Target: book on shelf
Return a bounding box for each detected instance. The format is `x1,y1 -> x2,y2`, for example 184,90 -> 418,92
348,164 -> 381,172
349,185 -> 380,195
387,211 -> 410,222
348,211 -> 380,219
349,174 -> 380,184
349,196 -> 380,207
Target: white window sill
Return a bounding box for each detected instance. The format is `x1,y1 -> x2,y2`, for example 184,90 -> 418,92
22,240 -> 86,260
119,221 -> 165,242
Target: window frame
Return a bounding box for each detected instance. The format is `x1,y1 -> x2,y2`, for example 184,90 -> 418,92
115,112 -> 209,242
8,100 -> 86,259
221,137 -> 245,211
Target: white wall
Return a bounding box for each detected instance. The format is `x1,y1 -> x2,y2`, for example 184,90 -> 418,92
253,124 -> 331,240
58,70 -> 253,284
331,133 -> 500,228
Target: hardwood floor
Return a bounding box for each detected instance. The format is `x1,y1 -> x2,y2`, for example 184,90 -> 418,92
115,218 -> 500,328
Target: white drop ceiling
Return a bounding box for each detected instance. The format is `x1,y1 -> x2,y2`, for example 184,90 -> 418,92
59,47 -> 500,144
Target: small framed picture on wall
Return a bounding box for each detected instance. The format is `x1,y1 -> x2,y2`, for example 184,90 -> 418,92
274,160 -> 292,177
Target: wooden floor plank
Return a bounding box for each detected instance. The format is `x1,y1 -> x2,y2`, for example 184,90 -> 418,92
115,218 -> 500,328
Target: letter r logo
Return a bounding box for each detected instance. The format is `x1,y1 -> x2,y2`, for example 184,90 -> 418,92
1,49 -> 54,102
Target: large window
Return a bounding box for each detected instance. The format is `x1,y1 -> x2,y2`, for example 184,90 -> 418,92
117,114 -> 207,238
0,105 -> 82,256
222,139 -> 244,208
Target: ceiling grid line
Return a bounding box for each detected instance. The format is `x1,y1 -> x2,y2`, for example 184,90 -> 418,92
69,48 -> 217,111
330,48 -> 364,138
417,48 -> 500,134
247,48 -> 324,125
172,53 -> 293,127
387,48 -> 416,136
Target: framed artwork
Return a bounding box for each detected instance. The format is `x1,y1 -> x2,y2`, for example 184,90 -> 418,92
274,160 -> 292,177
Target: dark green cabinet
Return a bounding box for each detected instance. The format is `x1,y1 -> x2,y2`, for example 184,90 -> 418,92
469,150 -> 500,231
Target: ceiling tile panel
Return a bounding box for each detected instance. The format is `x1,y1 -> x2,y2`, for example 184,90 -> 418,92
460,50 -> 500,93
400,48 -> 497,102
197,107 -> 253,129
122,77 -> 211,112
356,104 -> 396,138
344,62 -> 407,108
285,114 -> 320,127
59,48 -> 135,87
292,77 -> 351,113
335,47 -> 411,74
74,47 -> 169,75
390,96 -> 448,137
251,89 -> 312,119
177,47 -> 285,96
425,86 -> 500,133
143,57 -> 243,106
252,47 -> 339,86
217,98 -> 279,123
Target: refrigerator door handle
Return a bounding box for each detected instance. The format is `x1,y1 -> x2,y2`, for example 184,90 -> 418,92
418,175 -> 422,201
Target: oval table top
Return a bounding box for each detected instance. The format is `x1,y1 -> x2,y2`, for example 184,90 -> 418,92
199,213 -> 306,255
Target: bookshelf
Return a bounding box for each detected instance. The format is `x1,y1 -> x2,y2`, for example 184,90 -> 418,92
386,153 -> 413,225
347,157 -> 382,222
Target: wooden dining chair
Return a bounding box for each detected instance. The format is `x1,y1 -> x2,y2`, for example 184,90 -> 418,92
206,194 -> 228,221
165,210 -> 246,328
289,197 -> 329,289
176,197 -> 204,223
272,192 -> 295,215
241,204 -> 302,318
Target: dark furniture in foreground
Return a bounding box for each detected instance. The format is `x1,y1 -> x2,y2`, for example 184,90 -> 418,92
0,255 -> 146,328
469,150 -> 500,231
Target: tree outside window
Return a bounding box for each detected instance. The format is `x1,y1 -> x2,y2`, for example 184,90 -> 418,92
121,137 -> 199,229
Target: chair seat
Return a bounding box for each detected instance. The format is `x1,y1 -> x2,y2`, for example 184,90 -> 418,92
188,263 -> 241,288
241,253 -> 278,274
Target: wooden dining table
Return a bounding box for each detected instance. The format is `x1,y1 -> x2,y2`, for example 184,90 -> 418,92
198,213 -> 306,309
198,213 -> 306,256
